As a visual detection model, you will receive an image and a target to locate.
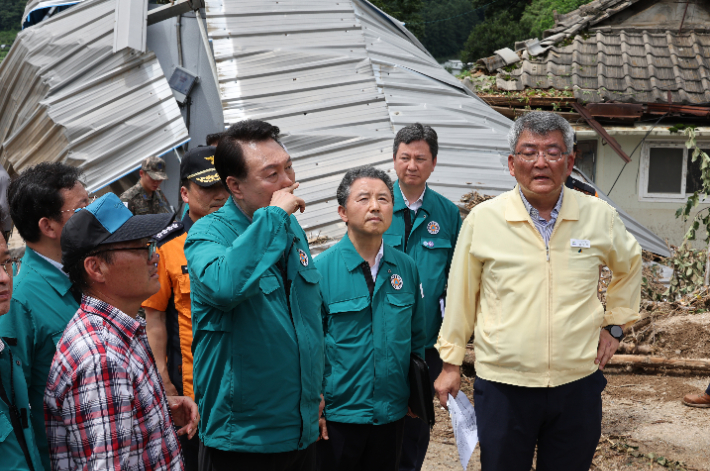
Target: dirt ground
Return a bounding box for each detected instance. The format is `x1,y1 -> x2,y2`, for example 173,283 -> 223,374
422,371 -> 710,471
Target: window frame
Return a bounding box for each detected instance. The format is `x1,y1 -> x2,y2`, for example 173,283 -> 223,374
639,140 -> 708,202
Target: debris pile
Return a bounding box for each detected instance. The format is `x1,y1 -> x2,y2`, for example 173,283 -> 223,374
459,191 -> 495,211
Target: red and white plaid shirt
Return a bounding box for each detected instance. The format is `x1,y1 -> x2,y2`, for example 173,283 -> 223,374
44,295 -> 183,471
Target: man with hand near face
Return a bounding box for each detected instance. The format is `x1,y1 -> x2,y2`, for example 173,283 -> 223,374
44,193 -> 199,471
383,124 -> 461,471
316,167 -> 426,471
143,146 -> 229,471
434,112 -> 641,471
184,120 -> 324,471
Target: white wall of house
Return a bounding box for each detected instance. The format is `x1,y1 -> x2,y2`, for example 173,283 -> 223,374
575,125 -> 710,248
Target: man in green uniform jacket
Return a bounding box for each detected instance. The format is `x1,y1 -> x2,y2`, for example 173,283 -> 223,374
184,120 -> 325,471
0,163 -> 89,470
0,228 -> 45,471
316,167 -> 426,471
382,124 -> 462,471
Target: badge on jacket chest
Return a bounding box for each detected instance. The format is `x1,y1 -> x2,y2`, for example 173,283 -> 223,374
391,274 -> 403,290
427,221 -> 440,234
298,249 -> 309,267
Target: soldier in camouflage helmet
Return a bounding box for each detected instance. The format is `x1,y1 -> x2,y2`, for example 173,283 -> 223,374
120,156 -> 174,216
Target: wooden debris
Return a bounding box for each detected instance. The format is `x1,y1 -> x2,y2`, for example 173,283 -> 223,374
460,191 -> 495,211
606,355 -> 710,372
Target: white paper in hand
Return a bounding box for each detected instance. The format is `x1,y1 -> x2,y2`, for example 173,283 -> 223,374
448,392 -> 479,470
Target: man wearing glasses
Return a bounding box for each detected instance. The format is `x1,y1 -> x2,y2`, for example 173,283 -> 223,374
44,193 -> 199,471
434,112 -> 642,470
0,163 -> 90,470
0,224 -> 45,471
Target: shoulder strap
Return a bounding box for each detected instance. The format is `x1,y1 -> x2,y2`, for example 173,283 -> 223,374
0,353 -> 35,471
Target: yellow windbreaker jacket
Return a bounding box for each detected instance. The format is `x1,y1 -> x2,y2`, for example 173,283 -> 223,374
436,187 -> 642,387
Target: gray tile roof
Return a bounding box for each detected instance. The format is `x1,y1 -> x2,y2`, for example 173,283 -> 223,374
478,0 -> 710,104
497,30 -> 710,104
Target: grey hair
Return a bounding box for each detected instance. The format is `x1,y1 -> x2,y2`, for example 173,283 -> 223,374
508,112 -> 575,154
336,166 -> 394,207
393,123 -> 438,159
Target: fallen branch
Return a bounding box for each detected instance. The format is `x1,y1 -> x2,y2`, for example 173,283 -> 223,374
607,355 -> 710,371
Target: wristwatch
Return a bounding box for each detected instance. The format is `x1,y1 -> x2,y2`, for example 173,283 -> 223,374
603,325 -> 624,341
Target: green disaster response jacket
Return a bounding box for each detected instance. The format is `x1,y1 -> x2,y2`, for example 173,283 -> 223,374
0,339 -> 45,471
383,182 -> 462,349
0,247 -> 79,471
184,198 -> 325,453
315,233 -> 426,425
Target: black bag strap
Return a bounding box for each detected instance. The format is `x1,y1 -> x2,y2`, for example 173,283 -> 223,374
0,350 -> 35,471
360,262 -> 375,298
403,209 -> 413,252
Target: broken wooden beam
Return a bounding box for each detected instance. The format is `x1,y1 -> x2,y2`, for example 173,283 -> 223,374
606,355 -> 710,371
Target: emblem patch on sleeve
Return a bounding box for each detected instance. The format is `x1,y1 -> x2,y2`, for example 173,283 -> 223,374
391,274 -> 403,290
298,249 -> 309,267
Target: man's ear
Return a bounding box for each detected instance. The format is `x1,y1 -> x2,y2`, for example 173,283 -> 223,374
508,154 -> 516,178
337,205 -> 349,225
37,217 -> 61,240
180,186 -> 190,205
226,176 -> 242,200
565,152 -> 576,177
83,256 -> 107,285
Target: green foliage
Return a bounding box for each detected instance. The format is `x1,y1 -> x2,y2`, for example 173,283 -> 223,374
419,0 -> 482,60
519,0 -> 590,39
370,0 -> 426,38
0,0 -> 24,31
673,126 -> 710,242
667,245 -> 707,299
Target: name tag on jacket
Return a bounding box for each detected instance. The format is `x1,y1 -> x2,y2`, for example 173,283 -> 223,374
570,239 -> 591,248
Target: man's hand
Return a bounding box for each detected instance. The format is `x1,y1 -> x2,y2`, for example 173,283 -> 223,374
318,394 -> 328,441
270,182 -> 306,215
595,328 -> 620,370
167,396 -> 199,439
406,406 -> 418,418
434,363 -> 461,409
162,380 -> 180,398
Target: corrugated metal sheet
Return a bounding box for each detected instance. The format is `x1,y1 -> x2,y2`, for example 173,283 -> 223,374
204,0 -> 513,239
1,0 -> 188,192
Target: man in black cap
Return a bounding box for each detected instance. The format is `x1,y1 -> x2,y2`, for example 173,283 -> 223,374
44,193 -> 199,471
121,156 -> 174,215
142,146 -> 228,470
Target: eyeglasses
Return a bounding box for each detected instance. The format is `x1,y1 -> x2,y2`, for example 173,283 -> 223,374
515,149 -> 570,163
90,240 -> 158,260
60,195 -> 97,213
0,258 -> 21,278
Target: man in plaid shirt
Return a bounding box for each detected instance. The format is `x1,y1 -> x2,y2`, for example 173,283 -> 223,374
44,193 -> 199,471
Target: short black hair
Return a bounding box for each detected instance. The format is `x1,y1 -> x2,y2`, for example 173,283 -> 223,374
336,166 -> 394,207
67,249 -> 114,292
214,120 -> 282,183
206,132 -> 223,146
393,123 -> 438,159
9,163 -> 83,243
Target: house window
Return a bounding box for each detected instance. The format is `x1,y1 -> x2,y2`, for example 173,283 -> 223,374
576,140 -> 597,182
639,142 -> 709,201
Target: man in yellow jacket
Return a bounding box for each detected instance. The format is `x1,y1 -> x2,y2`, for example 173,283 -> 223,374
434,112 -> 641,471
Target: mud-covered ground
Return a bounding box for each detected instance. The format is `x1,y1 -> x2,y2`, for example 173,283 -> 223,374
422,371 -> 710,471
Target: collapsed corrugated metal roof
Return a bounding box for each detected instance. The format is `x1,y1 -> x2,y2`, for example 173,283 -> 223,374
0,0 -> 189,192
204,0 -> 514,239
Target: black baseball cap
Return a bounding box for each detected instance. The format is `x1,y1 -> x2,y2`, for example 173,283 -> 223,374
180,146 -> 220,187
61,193 -> 173,271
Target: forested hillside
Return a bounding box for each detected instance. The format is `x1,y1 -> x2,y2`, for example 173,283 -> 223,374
374,0 -> 590,63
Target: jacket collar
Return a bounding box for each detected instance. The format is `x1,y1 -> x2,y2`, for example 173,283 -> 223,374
505,185 -> 579,222
393,180 -> 430,214
338,232 -> 395,273
23,247 -> 73,296
181,211 -> 195,233
222,197 -> 252,234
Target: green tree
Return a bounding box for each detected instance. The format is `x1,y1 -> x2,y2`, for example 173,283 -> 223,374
0,0 -> 25,31
419,0 -> 483,60
370,0 -> 426,38
519,0 -> 589,39
460,0 -> 530,63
